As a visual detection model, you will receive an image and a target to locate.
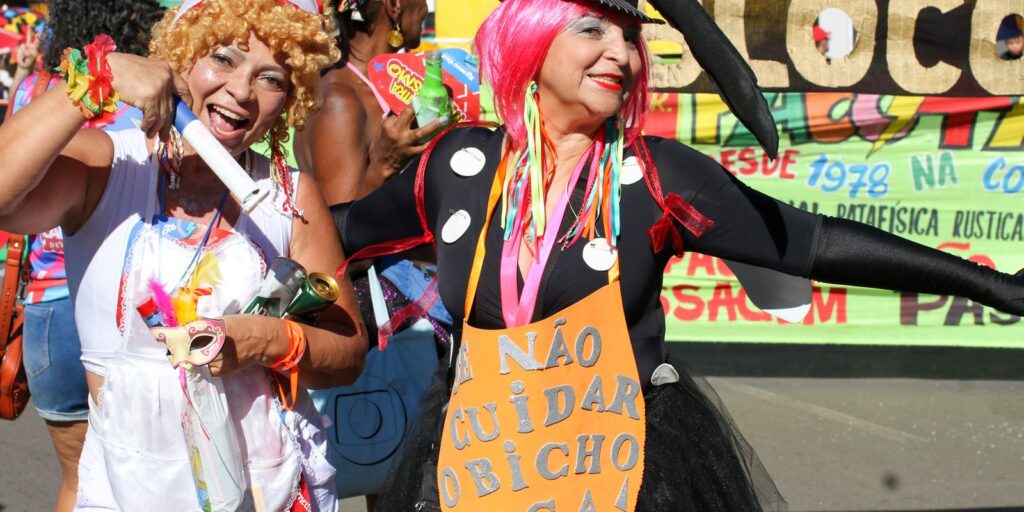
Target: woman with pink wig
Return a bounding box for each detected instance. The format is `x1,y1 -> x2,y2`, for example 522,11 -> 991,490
332,0 -> 1024,510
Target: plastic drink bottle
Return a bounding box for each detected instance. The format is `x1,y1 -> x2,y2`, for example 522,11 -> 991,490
411,50 -> 450,139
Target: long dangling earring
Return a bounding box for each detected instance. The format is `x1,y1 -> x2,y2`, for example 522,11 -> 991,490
157,128 -> 184,190
386,9 -> 405,49
267,122 -> 303,219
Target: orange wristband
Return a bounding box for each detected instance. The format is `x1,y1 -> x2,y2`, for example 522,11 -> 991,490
270,319 -> 307,410
270,320 -> 307,371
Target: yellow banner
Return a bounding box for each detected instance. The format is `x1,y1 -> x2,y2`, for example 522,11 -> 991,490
434,0 -> 499,50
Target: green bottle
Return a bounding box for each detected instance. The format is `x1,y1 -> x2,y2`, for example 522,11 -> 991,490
412,50 -> 451,138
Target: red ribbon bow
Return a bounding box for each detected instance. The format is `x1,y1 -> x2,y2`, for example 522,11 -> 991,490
631,137 -> 715,257
648,193 -> 715,256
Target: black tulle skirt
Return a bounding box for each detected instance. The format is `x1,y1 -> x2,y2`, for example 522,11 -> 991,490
376,354 -> 786,512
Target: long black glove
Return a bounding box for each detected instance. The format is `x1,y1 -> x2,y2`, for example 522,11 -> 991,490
809,216 -> 1024,315
647,0 -> 779,159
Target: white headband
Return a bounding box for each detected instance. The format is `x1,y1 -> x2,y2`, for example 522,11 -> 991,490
173,0 -> 322,24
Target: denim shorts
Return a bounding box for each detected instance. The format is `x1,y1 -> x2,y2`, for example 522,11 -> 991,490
22,297 -> 89,421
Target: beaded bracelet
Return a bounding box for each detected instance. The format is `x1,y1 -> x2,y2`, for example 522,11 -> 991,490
56,34 -> 119,124
270,320 -> 308,411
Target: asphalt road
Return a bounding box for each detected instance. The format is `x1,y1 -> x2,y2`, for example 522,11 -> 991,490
1,344 -> 1022,512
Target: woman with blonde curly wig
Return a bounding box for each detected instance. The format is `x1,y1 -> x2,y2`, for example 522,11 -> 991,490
0,0 -> 365,510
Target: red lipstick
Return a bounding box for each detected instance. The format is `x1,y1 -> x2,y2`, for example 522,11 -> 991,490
589,74 -> 623,91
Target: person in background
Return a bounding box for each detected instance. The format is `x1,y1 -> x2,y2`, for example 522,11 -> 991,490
293,1 -> 448,510
997,15 -> 1023,60
4,2 -> 163,510
7,27 -> 39,111
293,0 -> 437,203
813,23 -> 830,58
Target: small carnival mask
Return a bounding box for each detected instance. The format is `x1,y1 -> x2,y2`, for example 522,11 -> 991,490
152,318 -> 227,368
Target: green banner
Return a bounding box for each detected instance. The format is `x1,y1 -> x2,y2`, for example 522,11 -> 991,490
649,92 -> 1024,346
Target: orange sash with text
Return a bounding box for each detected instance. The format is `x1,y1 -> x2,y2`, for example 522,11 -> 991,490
438,282 -> 646,511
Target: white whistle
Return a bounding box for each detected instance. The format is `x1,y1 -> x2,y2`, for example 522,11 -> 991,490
172,98 -> 270,214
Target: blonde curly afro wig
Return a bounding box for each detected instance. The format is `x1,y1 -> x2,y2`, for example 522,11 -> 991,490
149,0 -> 340,149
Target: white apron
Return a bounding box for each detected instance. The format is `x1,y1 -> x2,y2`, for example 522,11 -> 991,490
72,132 -> 336,512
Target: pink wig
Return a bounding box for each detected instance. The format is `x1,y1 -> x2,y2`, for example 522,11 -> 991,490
475,0 -> 652,152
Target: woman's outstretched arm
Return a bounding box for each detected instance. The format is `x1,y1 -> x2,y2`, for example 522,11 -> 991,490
808,216 -> 1023,314
652,137 -> 1024,316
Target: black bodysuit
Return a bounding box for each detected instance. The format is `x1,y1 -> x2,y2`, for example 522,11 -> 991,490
336,126 -> 1023,512
335,126 -> 822,385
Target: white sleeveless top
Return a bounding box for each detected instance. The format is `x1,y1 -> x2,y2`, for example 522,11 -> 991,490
65,129 -> 336,512
66,129 -> 293,372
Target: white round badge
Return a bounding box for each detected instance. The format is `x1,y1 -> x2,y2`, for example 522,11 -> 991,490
441,210 -> 472,244
582,238 -> 618,271
450,147 -> 486,177
621,156 -> 643,185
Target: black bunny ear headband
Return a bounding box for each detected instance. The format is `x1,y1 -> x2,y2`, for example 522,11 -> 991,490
498,0 -> 779,158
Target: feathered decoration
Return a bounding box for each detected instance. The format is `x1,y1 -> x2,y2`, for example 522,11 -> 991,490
174,252 -> 221,325
173,291 -> 200,325
148,278 -> 180,328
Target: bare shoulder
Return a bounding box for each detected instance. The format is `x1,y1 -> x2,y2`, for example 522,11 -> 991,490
317,71 -> 369,122
303,74 -> 368,148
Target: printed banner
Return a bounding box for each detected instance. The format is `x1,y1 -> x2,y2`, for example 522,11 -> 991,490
642,0 -> 1024,97
432,0 -> 1024,346
649,92 -> 1024,346
435,1 -> 1024,96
